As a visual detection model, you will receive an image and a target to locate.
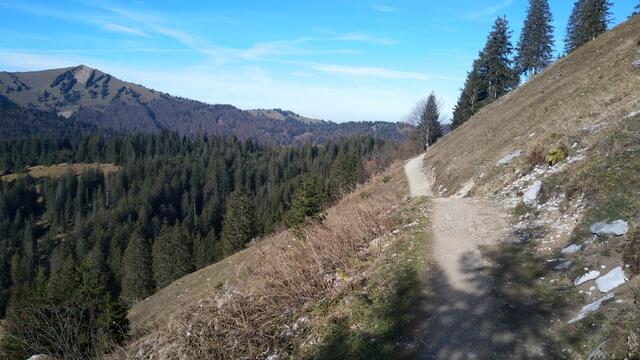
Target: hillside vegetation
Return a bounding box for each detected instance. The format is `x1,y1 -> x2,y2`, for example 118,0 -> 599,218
424,15 -> 640,357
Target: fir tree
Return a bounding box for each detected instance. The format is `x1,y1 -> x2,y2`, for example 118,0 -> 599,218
516,0 -> 554,78
419,92 -> 443,148
478,16 -> 520,101
452,17 -> 518,128
286,176 -> 326,233
152,224 -> 194,290
121,230 -> 155,303
452,60 -> 484,129
216,190 -> 256,259
193,229 -> 216,269
565,0 -> 612,53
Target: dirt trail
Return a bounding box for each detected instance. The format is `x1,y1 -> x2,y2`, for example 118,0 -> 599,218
403,154 -> 542,359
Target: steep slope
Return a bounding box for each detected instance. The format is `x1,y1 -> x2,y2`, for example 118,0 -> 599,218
427,15 -> 640,197
0,66 -> 410,144
423,15 -> 640,358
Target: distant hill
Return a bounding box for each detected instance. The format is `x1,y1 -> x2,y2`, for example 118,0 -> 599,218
0,66 -> 410,144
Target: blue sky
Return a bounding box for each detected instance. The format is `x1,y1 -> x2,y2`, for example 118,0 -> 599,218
0,1 -> 636,123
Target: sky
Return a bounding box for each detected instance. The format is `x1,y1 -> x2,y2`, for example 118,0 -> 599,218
0,1 -> 636,123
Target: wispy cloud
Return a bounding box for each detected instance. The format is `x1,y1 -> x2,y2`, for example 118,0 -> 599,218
313,64 -> 428,81
464,0 -> 513,20
336,32 -> 396,45
100,22 -> 148,37
373,4 -> 399,13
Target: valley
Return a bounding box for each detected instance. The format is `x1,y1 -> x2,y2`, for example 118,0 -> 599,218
1,1 -> 640,359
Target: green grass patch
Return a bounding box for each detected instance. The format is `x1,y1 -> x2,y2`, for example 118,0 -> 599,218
302,199 -> 429,360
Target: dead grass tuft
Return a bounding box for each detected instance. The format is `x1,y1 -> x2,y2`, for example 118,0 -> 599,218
524,145 -> 547,172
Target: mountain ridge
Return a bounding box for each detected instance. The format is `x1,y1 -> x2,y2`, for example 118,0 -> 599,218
0,66 -> 410,144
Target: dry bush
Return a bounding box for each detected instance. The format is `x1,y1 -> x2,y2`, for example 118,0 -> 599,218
524,145 -> 547,172
127,171 -> 405,359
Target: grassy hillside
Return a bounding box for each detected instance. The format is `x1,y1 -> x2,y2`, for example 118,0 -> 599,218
1,163 -> 120,182
425,15 -> 640,358
118,161 -> 429,359
427,15 -> 640,197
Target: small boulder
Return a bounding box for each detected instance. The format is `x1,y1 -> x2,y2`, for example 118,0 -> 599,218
596,266 -> 627,293
633,58 -> 640,70
523,180 -> 543,206
568,293 -> 615,324
496,150 -> 523,166
554,260 -> 572,271
590,220 -> 629,236
561,244 -> 581,255
575,270 -> 600,286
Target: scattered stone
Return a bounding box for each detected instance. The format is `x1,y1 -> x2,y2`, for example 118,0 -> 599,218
579,122 -> 608,134
496,150 -> 523,166
590,220 -> 629,236
568,293 -> 615,324
633,58 -> 640,70
524,180 -> 543,206
554,260 -> 572,271
561,244 -> 581,255
596,266 -> 627,293
575,270 -> 601,286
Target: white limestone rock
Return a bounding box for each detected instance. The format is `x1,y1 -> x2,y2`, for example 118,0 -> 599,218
596,266 -> 627,293
575,270 -> 600,286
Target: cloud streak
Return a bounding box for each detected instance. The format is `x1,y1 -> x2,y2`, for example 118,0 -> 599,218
464,0 -> 513,19
313,64 -> 428,81
373,4 -> 399,13
100,22 -> 148,37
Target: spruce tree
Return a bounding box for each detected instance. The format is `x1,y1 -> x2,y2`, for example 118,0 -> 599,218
419,92 -> 443,148
478,16 -> 519,101
286,176 -> 326,233
452,17 -> 518,128
216,190 -> 256,259
516,0 -> 554,78
565,0 -> 612,53
193,229 -> 216,269
152,224 -> 194,290
452,60 -> 485,129
121,230 -> 155,303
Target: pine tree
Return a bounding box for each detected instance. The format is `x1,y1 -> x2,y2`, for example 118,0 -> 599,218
634,3 -> 640,16
286,176 -> 326,233
565,0 -> 612,53
478,16 -> 520,101
516,0 -> 554,78
452,60 -> 485,129
419,92 -> 443,148
452,17 -> 518,129
121,230 -> 155,303
152,224 -> 194,290
216,190 -> 256,259
193,229 -> 216,269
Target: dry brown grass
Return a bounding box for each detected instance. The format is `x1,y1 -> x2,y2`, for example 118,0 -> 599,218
427,16 -> 640,196
524,144 -> 547,172
1,163 -> 120,182
119,163 -> 409,359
